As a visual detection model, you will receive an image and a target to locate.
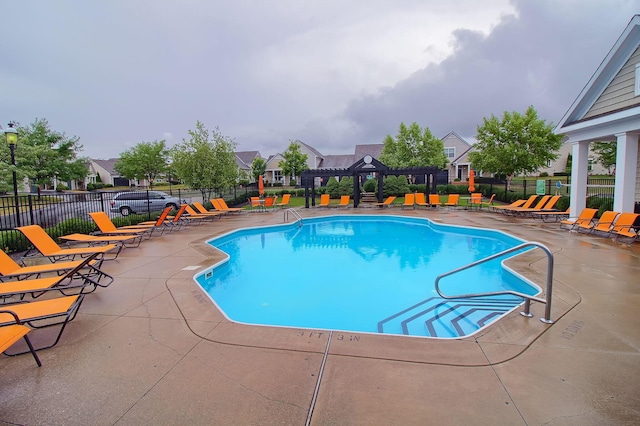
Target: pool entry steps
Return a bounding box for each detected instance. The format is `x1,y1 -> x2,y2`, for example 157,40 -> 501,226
378,296 -> 523,337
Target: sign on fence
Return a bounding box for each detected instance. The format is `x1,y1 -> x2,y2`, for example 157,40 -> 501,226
536,180 -> 546,195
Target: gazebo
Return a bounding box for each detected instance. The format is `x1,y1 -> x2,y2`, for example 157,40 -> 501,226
300,155 -> 448,208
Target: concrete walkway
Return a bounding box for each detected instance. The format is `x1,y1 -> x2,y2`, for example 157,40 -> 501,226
1,207 -> 639,425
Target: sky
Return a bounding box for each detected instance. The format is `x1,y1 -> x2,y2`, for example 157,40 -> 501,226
2,0 -> 640,160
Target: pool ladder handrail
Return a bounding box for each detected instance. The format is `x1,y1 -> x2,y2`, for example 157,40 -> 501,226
434,241 -> 554,324
283,208 -> 303,226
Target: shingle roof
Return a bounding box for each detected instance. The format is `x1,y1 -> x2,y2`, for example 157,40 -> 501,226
319,155 -> 355,169
236,151 -> 261,168
91,158 -> 120,174
354,144 -> 384,160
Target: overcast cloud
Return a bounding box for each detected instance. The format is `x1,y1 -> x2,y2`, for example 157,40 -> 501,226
1,0 -> 639,159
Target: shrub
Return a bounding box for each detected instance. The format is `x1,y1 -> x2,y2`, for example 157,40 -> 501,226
326,177 -> 339,198
396,175 -> 411,196
363,179 -> 376,193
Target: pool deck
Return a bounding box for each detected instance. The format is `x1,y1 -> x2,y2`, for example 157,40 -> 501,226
1,206 -> 639,425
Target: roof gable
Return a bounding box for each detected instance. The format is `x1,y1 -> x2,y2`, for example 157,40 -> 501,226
557,14 -> 640,129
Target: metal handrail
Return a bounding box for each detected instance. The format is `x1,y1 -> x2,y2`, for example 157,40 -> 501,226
434,241 -> 555,324
283,208 -> 303,226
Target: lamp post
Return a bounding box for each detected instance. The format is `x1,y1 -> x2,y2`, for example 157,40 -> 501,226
166,161 -> 172,195
4,122 -> 20,226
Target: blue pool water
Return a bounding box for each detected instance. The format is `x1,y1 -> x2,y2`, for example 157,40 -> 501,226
195,215 -> 540,338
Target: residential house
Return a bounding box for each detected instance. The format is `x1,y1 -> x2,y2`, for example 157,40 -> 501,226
539,141 -> 611,176
235,151 -> 262,182
556,14 -> 640,214
89,158 -> 134,187
265,140 -> 323,186
443,132 -> 474,182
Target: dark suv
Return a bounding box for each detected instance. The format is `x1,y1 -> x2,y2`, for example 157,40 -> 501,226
110,191 -> 181,216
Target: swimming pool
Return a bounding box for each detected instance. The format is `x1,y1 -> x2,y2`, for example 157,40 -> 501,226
195,215 -> 540,338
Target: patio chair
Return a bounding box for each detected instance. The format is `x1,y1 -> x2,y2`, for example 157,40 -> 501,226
444,194 -> 460,209
276,194 -> 291,208
193,201 -> 225,217
0,253 -> 111,299
262,196 -> 277,210
503,195 -> 551,216
575,210 -> 619,234
0,293 -> 86,354
414,193 -> 429,208
59,232 -> 143,249
337,196 -> 350,208
1,310 -> 41,366
469,193 -> 482,210
610,212 -> 640,244
318,194 -> 330,208
184,204 -> 219,220
211,198 -> 243,213
560,208 -> 598,230
17,225 -> 120,262
0,248 -> 108,282
480,194 -> 496,209
88,211 -> 156,239
499,195 -> 539,215
373,196 -> 396,208
491,199 -> 526,213
402,194 -> 415,209
530,207 -> 570,222
428,194 -> 442,208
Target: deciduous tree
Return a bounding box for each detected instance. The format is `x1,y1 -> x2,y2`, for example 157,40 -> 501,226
469,106 -> 563,190
115,140 -> 169,189
171,121 -> 238,200
4,118 -> 88,193
379,122 -> 448,168
251,157 -> 266,182
279,140 -> 308,185
591,141 -> 616,174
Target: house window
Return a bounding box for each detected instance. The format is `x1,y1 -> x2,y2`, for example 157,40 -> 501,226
635,64 -> 640,96
273,171 -> 283,183
444,147 -> 455,158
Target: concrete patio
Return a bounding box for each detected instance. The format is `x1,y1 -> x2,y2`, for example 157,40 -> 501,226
1,206 -> 639,425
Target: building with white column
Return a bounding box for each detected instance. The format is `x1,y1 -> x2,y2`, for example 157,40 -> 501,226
556,15 -> 640,215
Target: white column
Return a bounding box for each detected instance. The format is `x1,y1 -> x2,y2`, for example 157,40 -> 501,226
614,132 -> 639,212
569,140 -> 589,217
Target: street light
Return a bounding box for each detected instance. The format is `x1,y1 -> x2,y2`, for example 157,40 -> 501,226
4,122 -> 20,226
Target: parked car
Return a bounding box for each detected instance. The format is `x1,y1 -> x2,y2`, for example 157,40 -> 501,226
110,191 -> 181,216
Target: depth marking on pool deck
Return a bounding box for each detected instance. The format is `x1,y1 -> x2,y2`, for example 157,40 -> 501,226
560,320 -> 585,340
297,331 -> 360,342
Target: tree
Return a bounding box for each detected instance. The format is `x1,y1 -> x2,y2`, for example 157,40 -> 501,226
469,106 -> 563,190
115,140 -> 169,189
171,121 -> 238,200
279,140 -> 308,185
6,118 -> 88,193
591,141 -> 616,174
379,122 -> 448,168
251,157 -> 266,182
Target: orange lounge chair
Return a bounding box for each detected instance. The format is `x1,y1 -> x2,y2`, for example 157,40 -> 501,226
373,196 -> 396,208
212,198 -> 243,213
610,212 -> 640,244
17,225 -> 120,262
276,194 -> 291,208
530,207 -> 570,222
88,211 -> 156,238
59,232 -> 143,249
499,195 -> 539,214
0,248 -> 108,282
414,193 -> 429,208
428,194 -> 442,208
0,310 -> 41,366
192,201 -> 225,217
317,194 -> 330,208
0,253 -> 111,298
0,293 -> 86,354
505,195 -> 560,216
491,199 -> 526,213
184,204 -> 219,221
560,208 -> 598,230
575,210 -> 619,234
95,206 -> 175,235
402,194 -> 415,209
337,196 -> 350,208
444,194 -> 459,209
